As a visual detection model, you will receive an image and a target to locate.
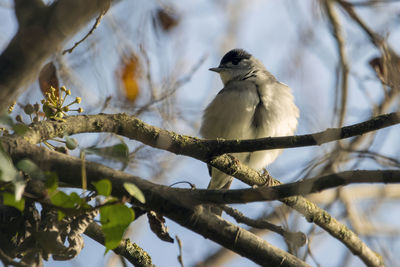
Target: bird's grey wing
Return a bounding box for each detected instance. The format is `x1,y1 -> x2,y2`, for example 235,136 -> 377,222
253,81 -> 299,137
244,81 -> 299,169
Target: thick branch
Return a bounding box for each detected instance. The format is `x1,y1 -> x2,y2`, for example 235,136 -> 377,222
0,0 -> 114,112
191,170 -> 400,204
22,112 -> 400,158
1,138 -> 309,267
20,112 -> 400,188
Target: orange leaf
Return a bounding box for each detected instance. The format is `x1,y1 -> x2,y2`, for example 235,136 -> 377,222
38,62 -> 59,98
119,54 -> 140,102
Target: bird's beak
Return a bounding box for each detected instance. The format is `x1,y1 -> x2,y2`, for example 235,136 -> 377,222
209,67 -> 224,73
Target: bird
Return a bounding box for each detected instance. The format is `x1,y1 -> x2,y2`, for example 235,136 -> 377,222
200,48 -> 299,191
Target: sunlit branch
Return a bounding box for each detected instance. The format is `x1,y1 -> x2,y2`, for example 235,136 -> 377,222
21,112 -> 400,157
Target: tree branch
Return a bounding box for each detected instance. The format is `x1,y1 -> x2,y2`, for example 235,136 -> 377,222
323,0 -> 349,127
0,0 -> 114,112
1,138 -> 310,267
192,170 -> 400,204
18,112 -> 400,188
221,205 -> 306,247
2,112 -> 396,266
22,112 -> 400,158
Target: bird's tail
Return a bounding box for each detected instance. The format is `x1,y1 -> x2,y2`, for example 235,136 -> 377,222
207,168 -> 233,190
207,168 -> 233,215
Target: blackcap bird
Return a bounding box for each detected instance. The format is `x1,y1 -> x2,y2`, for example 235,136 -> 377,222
200,49 -> 299,191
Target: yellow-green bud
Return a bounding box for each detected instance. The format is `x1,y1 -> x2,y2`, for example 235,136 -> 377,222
62,106 -> 70,112
24,104 -> 34,115
16,115 -> 23,122
55,112 -> 63,118
66,138 -> 78,150
75,97 -> 81,104
78,107 -> 83,113
66,90 -> 71,95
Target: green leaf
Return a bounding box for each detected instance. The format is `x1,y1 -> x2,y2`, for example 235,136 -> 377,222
92,179 -> 112,196
123,183 -> 145,204
100,203 -> 135,250
0,147 -> 18,182
2,191 -> 25,211
12,123 -> 30,135
16,159 -> 45,180
50,191 -> 76,209
50,191 -> 91,219
57,210 -> 66,221
45,173 -> 58,193
85,143 -> 129,162
69,192 -> 83,205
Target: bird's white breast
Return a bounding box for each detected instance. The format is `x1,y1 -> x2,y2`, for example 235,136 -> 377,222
200,80 -> 260,140
200,79 -> 299,170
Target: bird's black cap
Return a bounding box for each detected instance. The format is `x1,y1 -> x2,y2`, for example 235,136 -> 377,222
219,49 -> 252,66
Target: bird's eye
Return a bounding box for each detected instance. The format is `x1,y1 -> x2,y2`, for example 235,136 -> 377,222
231,58 -> 240,65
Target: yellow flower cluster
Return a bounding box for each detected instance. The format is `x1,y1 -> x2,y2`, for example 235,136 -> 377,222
41,86 -> 83,121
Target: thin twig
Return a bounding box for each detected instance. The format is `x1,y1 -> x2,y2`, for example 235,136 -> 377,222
176,235 -> 184,267
344,148 -> 400,167
337,0 -> 383,46
222,205 -> 307,247
346,0 -> 400,6
62,7 -> 109,55
134,54 -> 207,116
323,0 -> 349,127
0,248 -> 31,267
